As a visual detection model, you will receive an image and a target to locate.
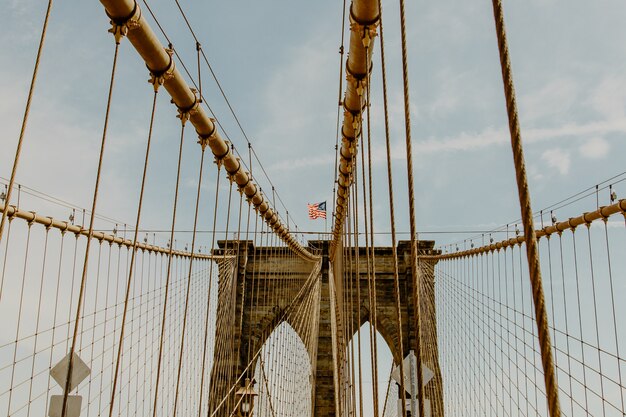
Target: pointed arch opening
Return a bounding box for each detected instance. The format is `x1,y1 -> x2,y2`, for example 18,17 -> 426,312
346,321 -> 397,417
252,321 -> 313,417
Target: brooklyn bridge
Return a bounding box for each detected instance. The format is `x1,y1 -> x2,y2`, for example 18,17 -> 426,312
1,0 -> 625,416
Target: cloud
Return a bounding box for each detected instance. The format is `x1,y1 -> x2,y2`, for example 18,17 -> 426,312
524,119 -> 626,142
269,154 -> 335,172
520,78 -> 578,123
590,75 -> 626,120
0,68 -> 152,225
379,118 -> 626,160
369,91 -> 418,132
541,148 -> 570,175
579,137 -> 610,159
259,34 -> 336,140
528,165 -> 544,181
427,72 -> 462,117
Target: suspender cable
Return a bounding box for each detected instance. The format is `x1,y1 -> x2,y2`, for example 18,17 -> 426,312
359,118 -> 378,416
352,178 -> 364,417
377,0 -> 407,414
363,42 -> 380,417
172,138 -> 208,417
490,3 -> 561,414
108,88 -> 159,417
396,0 -> 426,415
197,164 -> 222,417
6,216 -> 33,415
151,110 -> 188,417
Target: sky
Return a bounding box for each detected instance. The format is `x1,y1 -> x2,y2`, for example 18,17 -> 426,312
1,0 -> 626,416
2,0 -> 626,248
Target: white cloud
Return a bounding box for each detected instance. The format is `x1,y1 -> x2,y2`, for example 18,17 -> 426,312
426,69 -> 464,117
269,154 -> 335,172
541,148 -> 571,175
525,118 -> 626,142
520,78 -> 578,123
260,34 -> 336,140
416,126 -> 506,153
579,137 -> 610,159
590,75 -> 626,120
0,68 -> 150,225
528,165 -> 544,181
379,118 -> 626,159
369,91 -> 418,132
421,2 -> 475,46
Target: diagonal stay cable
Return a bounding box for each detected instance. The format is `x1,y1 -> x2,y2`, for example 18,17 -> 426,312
62,34 -> 121,417
0,0 -> 53,246
490,3 -> 561,415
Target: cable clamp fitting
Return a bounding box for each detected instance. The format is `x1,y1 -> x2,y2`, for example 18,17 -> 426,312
582,212 -> 594,228
348,11 -> 378,48
354,22 -> 378,48
27,211 -> 36,227
197,118 -> 218,151
175,88 -> 200,125
567,217 -> 578,233
213,140 -> 231,167
244,179 -> 258,204
226,158 -> 241,183
6,205 -> 17,222
148,48 -> 176,91
618,199 -> 626,217
347,111 -> 362,131
346,73 -> 368,98
107,2 -> 142,44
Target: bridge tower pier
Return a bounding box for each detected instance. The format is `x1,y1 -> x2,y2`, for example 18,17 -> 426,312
207,239 -> 443,417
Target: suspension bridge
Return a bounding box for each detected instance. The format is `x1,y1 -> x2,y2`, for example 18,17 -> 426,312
1,0 -> 625,416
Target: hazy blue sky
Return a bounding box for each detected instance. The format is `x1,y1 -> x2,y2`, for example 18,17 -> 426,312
3,0 -> 626,248
2,1 -> 626,415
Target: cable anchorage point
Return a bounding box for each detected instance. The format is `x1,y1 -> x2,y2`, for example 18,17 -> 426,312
148,48 -> 175,91
107,2 -> 142,44
175,88 -> 200,125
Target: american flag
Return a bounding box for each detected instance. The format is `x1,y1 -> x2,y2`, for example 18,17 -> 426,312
307,201 -> 327,220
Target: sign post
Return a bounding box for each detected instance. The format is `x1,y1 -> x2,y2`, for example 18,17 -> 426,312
391,350 -> 433,417
48,352 -> 91,417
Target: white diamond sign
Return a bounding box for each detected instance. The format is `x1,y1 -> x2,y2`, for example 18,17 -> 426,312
50,352 -> 91,392
391,351 -> 434,396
